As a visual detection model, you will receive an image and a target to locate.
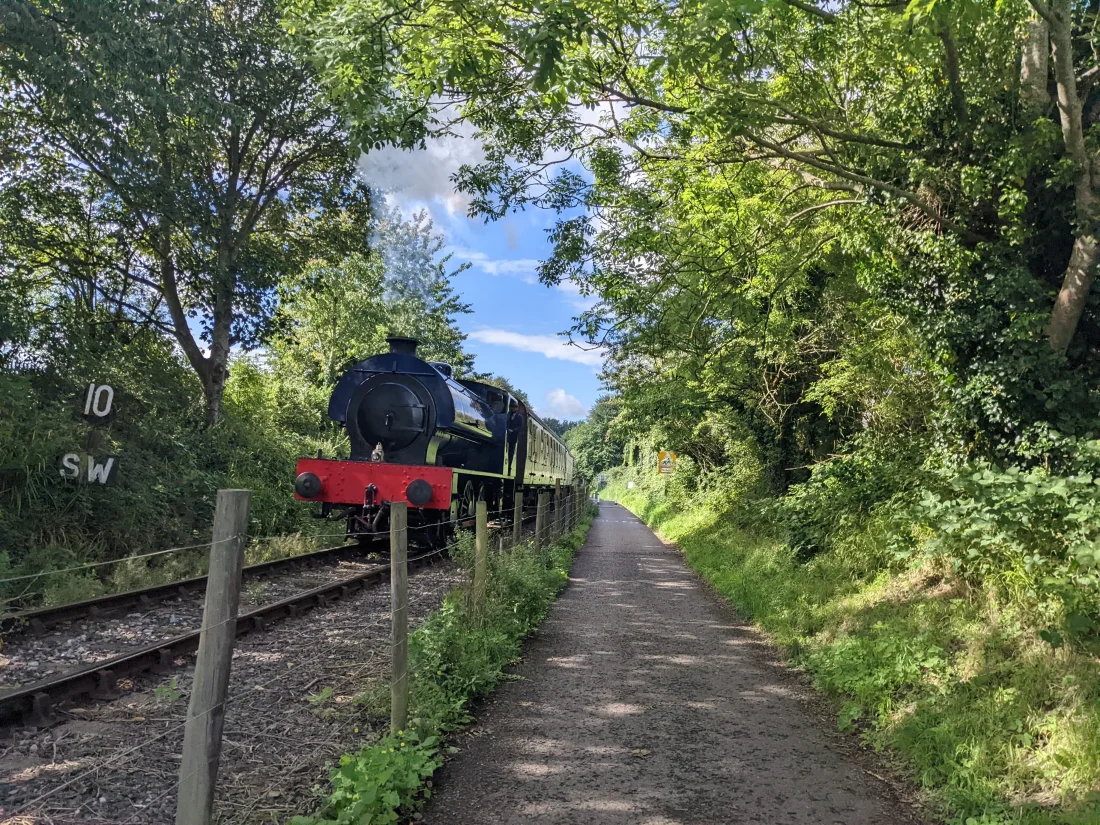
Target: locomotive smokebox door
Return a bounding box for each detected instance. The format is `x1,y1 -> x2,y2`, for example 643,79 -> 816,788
344,374 -> 432,461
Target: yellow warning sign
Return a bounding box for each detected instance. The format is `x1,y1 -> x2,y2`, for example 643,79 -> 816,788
658,451 -> 677,474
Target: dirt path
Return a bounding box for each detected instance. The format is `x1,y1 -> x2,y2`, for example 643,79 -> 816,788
421,502 -> 923,825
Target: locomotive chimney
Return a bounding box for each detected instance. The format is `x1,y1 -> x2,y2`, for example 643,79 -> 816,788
386,336 -> 419,356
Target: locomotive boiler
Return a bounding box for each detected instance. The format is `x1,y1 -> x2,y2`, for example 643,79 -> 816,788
294,336 -> 574,544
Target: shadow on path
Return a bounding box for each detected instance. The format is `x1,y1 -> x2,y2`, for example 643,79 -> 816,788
422,503 -> 921,825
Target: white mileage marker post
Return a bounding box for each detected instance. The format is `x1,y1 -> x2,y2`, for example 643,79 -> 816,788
58,382 -> 120,485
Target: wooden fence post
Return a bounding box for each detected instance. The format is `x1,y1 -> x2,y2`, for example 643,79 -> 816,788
175,489 -> 249,825
553,480 -> 562,540
512,488 -> 523,548
390,502 -> 408,735
535,491 -> 548,553
474,500 -> 488,607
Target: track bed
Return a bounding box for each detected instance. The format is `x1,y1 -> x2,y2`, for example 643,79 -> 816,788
0,549 -> 380,691
0,561 -> 465,823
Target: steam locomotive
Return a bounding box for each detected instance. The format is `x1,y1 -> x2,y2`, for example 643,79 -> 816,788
293,336 -> 574,545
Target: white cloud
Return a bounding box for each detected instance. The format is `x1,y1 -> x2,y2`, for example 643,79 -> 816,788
468,328 -> 605,369
540,388 -> 588,420
358,119 -> 485,216
450,247 -> 541,282
450,246 -> 598,310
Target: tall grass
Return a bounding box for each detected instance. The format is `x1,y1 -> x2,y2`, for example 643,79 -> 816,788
606,481 -> 1100,825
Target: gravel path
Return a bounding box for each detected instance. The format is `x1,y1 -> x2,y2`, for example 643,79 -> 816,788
421,502 -> 924,825
0,560 -> 465,824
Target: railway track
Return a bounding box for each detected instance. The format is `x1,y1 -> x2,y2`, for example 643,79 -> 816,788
0,541 -> 374,638
0,547 -> 445,728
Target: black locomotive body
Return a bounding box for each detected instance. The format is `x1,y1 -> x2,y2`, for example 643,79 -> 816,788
294,336 -> 574,544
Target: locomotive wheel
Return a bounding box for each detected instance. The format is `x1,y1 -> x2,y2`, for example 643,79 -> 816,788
458,481 -> 477,521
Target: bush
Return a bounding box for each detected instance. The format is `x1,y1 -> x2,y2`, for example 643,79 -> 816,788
0,352 -> 345,611
774,434 -> 930,564
921,444 -> 1100,650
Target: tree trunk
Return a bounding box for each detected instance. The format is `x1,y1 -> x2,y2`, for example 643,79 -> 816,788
205,247 -> 235,428
156,239 -> 229,427
1020,14 -> 1050,110
1042,0 -> 1098,353
1048,232 -> 1100,352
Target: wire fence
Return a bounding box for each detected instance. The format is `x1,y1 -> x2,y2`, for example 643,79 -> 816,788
1,484 -> 592,614
8,541 -> 463,822
117,569 -> 466,824
4,485 -> 595,823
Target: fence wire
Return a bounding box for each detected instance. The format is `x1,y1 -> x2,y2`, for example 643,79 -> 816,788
7,486 -> 596,821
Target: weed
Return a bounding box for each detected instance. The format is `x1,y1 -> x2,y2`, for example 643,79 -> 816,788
308,687 -> 334,706
243,580 -> 269,606
154,677 -> 182,705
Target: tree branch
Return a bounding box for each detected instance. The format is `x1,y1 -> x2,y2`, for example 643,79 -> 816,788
785,199 -> 864,226
745,134 -> 982,241
778,0 -> 837,22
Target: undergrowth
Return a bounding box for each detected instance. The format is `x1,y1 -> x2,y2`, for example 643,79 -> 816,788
605,476 -> 1100,825
291,506 -> 596,825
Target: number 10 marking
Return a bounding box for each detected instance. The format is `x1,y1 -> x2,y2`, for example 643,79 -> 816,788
84,384 -> 114,418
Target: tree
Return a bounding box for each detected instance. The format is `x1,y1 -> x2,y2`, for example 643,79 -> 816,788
373,208 -> 476,373
272,205 -> 475,403
0,0 -> 368,424
300,0 -> 1100,455
375,205 -> 458,304
565,396 -> 624,479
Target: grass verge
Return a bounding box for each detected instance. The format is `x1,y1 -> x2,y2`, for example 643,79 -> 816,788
290,507 -> 596,825
603,484 -> 1100,825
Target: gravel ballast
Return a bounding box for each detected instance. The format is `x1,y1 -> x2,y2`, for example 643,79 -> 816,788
0,560 -> 465,824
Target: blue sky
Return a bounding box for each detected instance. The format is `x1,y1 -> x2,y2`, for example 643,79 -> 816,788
360,132 -> 606,422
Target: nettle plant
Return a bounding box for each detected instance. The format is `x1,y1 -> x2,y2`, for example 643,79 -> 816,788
290,731 -> 441,825
921,444 -> 1100,649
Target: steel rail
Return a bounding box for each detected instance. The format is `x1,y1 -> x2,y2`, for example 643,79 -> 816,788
0,547 -> 445,728
0,541 -> 380,637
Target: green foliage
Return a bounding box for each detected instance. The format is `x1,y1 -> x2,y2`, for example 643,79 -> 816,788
609,483 -> 1100,825
921,444 -> 1100,650
564,396 -> 624,479
0,198 -> 474,609
154,677 -> 182,705
776,434 -> 929,564
289,731 -> 441,825
297,511 -> 596,824
301,0 -> 1100,458
0,0 -> 373,424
